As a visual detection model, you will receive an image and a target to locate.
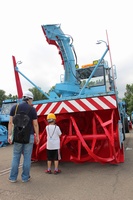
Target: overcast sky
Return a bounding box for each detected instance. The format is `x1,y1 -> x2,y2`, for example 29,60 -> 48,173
0,0 -> 132,98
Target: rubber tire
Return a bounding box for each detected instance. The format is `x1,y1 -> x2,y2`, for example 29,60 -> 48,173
125,118 -> 129,133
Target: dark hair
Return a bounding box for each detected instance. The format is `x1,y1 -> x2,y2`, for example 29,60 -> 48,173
48,119 -> 55,123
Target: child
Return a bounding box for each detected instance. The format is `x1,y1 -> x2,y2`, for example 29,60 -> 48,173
45,113 -> 62,174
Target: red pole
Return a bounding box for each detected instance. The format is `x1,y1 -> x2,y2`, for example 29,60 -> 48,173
12,56 -> 23,99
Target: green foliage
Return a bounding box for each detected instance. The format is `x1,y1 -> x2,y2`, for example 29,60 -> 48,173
0,89 -> 18,107
48,86 -> 55,93
0,87 -> 49,107
6,94 -> 18,100
123,84 -> 133,115
0,90 -> 6,107
29,87 -> 48,101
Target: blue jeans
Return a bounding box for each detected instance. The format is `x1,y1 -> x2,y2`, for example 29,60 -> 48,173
9,134 -> 34,181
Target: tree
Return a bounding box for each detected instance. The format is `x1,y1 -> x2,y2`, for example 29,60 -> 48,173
6,94 -> 18,100
0,90 -> 18,108
123,84 -> 133,115
0,86 -> 53,108
0,90 -> 6,107
29,87 -> 48,101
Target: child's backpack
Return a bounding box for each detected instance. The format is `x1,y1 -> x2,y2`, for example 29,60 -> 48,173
13,104 -> 32,144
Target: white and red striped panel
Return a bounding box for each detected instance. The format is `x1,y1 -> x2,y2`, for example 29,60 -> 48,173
33,95 -> 117,116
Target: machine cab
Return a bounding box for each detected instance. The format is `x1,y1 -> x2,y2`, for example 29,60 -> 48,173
76,59 -> 113,95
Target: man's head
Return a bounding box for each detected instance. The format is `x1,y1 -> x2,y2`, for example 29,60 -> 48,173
23,91 -> 34,104
47,113 -> 56,123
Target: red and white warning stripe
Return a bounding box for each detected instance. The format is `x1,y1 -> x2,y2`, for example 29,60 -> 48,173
33,95 -> 117,116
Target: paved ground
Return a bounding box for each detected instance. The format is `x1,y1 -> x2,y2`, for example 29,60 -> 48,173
0,131 -> 133,200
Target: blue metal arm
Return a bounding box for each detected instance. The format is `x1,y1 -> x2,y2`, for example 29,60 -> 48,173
15,66 -> 50,99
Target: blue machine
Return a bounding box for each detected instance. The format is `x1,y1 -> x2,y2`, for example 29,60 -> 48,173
9,24 -> 128,163
0,99 -> 17,147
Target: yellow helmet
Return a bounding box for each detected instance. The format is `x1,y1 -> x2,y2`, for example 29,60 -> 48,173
47,113 -> 56,122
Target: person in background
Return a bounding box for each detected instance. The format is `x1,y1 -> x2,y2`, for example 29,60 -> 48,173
8,90 -> 40,183
45,113 -> 62,175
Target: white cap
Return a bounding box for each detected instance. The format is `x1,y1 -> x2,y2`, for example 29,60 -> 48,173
23,91 -> 34,99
